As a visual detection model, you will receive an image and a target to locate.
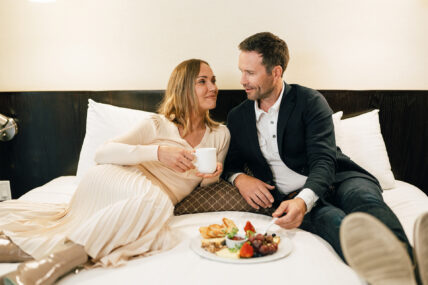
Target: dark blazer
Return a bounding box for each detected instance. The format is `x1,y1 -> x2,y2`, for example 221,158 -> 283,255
223,82 -> 379,205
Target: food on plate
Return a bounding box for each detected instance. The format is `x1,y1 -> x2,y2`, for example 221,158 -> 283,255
247,232 -> 280,257
201,237 -> 226,253
199,217 -> 237,239
225,233 -> 247,249
244,221 -> 255,233
223,217 -> 237,233
199,218 -> 237,253
239,242 -> 254,258
229,236 -> 245,240
199,218 -> 281,259
215,247 -> 240,259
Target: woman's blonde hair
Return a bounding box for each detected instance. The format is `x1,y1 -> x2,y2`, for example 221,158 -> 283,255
158,59 -> 219,135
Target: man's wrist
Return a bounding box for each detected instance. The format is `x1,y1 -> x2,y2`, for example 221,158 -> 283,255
229,172 -> 245,186
295,188 -> 319,214
294,197 -> 307,214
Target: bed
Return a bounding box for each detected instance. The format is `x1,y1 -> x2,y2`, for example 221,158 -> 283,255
1,177 -> 427,284
1,90 -> 427,284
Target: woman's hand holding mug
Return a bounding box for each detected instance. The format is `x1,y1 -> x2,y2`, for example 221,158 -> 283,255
193,147 -> 221,178
157,145 -> 195,172
195,162 -> 223,178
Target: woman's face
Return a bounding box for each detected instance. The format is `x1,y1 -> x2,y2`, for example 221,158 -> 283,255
194,63 -> 218,113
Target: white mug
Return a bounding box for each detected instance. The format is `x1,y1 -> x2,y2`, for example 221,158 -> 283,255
194,147 -> 217,173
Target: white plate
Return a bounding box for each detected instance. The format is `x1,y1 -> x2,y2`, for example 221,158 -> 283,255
189,234 -> 293,264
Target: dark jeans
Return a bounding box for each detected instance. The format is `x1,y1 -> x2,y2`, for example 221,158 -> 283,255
299,177 -> 412,262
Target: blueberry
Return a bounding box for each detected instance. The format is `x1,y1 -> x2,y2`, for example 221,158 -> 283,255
272,233 -> 276,237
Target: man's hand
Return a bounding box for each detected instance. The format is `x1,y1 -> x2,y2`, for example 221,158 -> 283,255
272,198 -> 307,229
157,146 -> 195,172
195,162 -> 223,178
234,174 -> 275,209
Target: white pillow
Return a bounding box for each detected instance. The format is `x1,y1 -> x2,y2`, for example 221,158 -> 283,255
335,109 -> 395,189
332,111 -> 343,141
76,99 -> 154,178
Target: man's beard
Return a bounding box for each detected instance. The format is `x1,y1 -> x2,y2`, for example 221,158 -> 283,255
246,85 -> 275,101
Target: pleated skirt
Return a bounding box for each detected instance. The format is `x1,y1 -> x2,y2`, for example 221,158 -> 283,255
0,164 -> 178,267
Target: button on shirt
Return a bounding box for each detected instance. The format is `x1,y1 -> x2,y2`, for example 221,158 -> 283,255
230,82 -> 319,213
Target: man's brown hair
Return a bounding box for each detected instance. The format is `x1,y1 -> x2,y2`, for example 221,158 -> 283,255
239,32 -> 289,75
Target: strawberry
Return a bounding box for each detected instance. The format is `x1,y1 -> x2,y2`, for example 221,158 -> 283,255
239,242 -> 254,258
244,221 -> 255,233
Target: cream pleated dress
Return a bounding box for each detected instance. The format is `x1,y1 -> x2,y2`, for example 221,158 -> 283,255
0,114 -> 230,267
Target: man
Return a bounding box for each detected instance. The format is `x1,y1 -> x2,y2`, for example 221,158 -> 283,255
223,32 -> 427,285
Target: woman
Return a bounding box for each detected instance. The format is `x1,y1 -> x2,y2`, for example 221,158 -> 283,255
0,59 -> 230,284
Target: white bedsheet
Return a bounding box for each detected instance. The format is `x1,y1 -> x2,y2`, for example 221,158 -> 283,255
1,177 -> 428,284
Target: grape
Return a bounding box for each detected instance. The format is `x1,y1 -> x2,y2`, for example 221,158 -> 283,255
268,244 -> 275,254
248,232 -> 279,256
252,239 -> 262,249
255,234 -> 264,241
259,245 -> 268,255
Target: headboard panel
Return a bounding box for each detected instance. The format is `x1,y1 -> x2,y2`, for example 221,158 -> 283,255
321,90 -> 427,195
0,90 -> 426,198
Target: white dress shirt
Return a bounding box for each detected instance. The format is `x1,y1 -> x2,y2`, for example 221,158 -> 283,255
230,82 -> 319,213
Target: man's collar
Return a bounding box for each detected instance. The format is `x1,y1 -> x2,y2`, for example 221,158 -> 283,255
254,81 -> 285,121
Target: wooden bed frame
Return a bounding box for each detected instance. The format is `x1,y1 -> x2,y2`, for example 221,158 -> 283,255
0,90 -> 427,198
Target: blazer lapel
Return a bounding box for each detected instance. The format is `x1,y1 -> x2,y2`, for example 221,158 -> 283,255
277,82 -> 296,158
244,101 -> 266,162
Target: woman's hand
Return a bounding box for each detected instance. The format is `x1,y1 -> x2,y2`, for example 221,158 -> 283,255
195,162 -> 223,178
157,146 -> 195,173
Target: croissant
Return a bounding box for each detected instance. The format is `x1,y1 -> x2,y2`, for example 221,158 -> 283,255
222,218 -> 237,232
199,217 -> 237,238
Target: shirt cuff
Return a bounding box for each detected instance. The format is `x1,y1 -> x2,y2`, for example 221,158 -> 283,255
295,188 -> 319,214
229,172 -> 244,185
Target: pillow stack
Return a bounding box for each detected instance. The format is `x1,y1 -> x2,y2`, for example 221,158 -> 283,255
77,99 -> 395,190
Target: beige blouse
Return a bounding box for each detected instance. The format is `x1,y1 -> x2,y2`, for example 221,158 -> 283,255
94,114 -> 230,205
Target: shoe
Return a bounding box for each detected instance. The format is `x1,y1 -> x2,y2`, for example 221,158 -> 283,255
414,212 -> 428,285
2,243 -> 87,285
340,212 -> 416,285
0,235 -> 33,263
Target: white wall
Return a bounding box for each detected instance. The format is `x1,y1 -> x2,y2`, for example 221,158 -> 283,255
0,0 -> 427,91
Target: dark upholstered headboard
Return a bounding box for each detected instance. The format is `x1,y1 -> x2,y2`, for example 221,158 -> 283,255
0,90 -> 427,198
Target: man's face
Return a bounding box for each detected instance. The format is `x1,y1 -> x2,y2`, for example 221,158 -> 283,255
238,51 -> 275,101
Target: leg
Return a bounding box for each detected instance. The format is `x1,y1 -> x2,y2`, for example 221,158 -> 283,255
2,242 -> 88,285
341,213 -> 416,285
414,212 -> 428,285
67,165 -> 176,266
300,203 -> 347,260
334,178 -> 412,258
336,178 -> 417,284
0,235 -> 33,263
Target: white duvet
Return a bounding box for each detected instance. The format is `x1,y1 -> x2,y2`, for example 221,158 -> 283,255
1,177 -> 428,285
